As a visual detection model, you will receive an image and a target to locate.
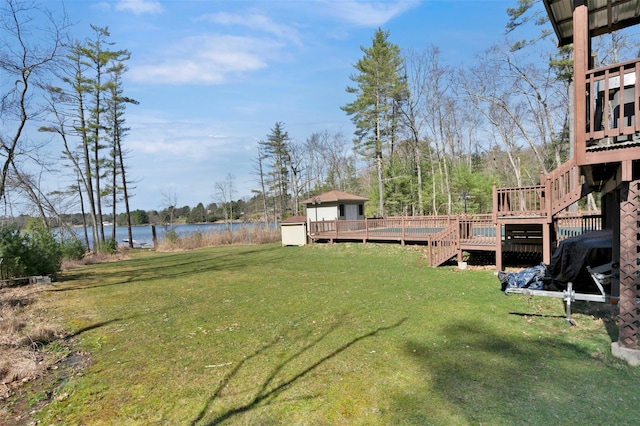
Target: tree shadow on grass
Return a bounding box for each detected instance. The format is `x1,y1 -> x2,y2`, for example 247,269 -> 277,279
65,318 -> 123,338
394,318 -> 631,425
51,246 -> 287,293
508,298 -> 619,342
191,317 -> 408,425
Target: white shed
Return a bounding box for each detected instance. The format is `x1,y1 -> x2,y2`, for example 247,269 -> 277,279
302,190 -> 368,223
280,215 -> 308,246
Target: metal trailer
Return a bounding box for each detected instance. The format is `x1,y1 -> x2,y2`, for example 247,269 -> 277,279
504,263 -> 612,325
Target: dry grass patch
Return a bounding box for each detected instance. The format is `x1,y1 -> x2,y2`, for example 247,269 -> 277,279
61,250 -> 130,270
157,225 -> 280,251
0,284 -> 66,401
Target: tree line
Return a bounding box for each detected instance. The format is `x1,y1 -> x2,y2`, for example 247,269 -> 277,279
254,23 -> 571,220
253,2 -> 637,220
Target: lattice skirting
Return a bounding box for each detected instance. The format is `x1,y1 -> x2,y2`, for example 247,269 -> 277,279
619,180 -> 640,349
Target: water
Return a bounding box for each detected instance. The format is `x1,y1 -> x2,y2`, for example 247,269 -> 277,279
67,222 -> 262,248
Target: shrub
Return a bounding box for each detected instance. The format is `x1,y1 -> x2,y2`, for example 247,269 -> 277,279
98,238 -> 118,254
25,225 -> 63,277
0,222 -> 64,280
0,225 -> 29,279
60,239 -> 87,260
165,229 -> 180,244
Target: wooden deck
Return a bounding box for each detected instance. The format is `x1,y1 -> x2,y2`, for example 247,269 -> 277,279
309,211 -> 602,267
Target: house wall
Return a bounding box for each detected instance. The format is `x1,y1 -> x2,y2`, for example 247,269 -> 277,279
306,205 -> 338,222
344,204 -> 362,220
305,202 -> 365,222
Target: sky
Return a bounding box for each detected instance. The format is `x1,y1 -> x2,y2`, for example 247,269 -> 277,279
51,0 -> 535,212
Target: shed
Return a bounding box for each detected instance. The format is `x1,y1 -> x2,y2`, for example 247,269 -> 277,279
281,215 -> 308,246
302,190 -> 368,223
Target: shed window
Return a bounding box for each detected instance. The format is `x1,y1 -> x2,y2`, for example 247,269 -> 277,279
339,203 -> 345,217
358,204 -> 364,216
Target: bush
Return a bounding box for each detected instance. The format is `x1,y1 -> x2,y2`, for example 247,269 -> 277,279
0,223 -> 63,280
60,239 -> 86,260
0,226 -> 29,279
98,238 -> 118,254
25,225 -> 62,276
165,229 -> 180,244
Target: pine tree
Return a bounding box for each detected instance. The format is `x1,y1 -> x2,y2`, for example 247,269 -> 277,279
342,28 -> 408,217
259,122 -> 292,219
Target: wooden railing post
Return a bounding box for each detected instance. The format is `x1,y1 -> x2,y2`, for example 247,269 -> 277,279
456,216 -> 463,262
492,183 -> 498,220
365,217 -> 369,242
545,174 -> 552,221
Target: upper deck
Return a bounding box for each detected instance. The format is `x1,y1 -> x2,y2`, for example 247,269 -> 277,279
544,0 -> 640,167
583,59 -> 640,164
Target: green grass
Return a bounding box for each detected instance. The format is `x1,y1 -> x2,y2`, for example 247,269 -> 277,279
38,243 -> 638,425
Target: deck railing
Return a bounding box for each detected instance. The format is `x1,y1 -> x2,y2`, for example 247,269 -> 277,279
309,216 -> 457,241
459,214 -> 495,245
309,215 -> 495,249
428,221 -> 459,267
308,211 -> 601,267
545,159 -> 584,215
587,59 -> 640,144
555,212 -> 602,241
494,158 -> 589,219
494,185 -> 546,217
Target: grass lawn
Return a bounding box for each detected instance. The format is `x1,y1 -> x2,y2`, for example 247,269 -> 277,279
33,243 -> 639,425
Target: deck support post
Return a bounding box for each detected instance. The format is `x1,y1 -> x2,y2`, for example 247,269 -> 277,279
617,178 -> 640,350
542,222 -> 552,265
456,216 -> 463,262
572,0 -> 589,166
495,223 -> 503,271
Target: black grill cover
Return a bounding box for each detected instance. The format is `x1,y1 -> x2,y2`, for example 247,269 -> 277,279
548,229 -> 612,291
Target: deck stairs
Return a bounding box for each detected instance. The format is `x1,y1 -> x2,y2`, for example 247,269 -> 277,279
546,158 -> 593,216
428,221 -> 459,267
428,158 -> 596,267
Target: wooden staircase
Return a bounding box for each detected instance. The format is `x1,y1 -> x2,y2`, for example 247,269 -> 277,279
427,158 -> 596,267
428,221 -> 459,267
545,158 -> 591,216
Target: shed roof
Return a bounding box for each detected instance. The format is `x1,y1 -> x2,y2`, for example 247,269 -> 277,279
281,215 -> 307,224
301,190 -> 368,204
543,0 -> 640,47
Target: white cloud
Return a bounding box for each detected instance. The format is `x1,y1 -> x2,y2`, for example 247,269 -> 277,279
127,114 -> 249,161
115,0 -> 163,15
321,0 -> 420,27
198,12 -> 303,47
129,34 -> 283,85
123,113 -> 258,207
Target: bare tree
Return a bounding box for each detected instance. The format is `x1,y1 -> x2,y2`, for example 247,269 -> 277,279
215,174 -> 235,233
286,142 -> 305,216
252,148 -> 271,227
0,0 -> 68,202
303,131 -> 358,194
465,43 -> 569,178
160,189 -> 177,229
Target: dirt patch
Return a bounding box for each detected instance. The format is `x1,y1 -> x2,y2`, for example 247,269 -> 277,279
0,283 -> 89,425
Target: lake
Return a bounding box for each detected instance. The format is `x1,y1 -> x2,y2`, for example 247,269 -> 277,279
68,222 -> 266,248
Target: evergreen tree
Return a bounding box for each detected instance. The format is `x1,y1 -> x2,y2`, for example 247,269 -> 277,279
105,59 -> 137,247
259,122 -> 292,219
342,28 -> 408,217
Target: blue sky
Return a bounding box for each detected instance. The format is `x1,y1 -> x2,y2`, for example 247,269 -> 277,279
56,0 -> 530,212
